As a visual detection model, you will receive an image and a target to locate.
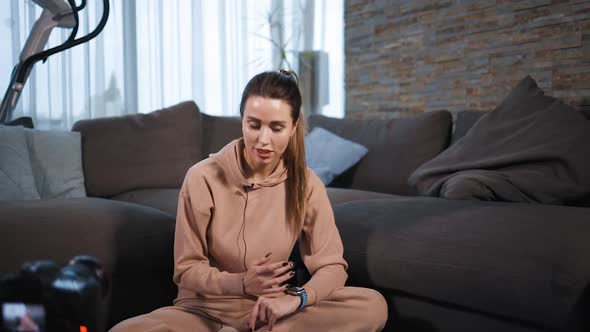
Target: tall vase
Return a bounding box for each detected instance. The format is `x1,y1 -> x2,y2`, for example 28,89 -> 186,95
297,50 -> 329,120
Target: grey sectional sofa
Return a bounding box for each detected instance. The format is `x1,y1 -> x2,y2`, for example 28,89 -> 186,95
1,98 -> 589,332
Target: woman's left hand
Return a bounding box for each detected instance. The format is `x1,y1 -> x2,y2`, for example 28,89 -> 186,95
248,294 -> 301,331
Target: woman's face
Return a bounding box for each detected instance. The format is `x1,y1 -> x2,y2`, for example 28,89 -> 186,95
242,95 -> 296,175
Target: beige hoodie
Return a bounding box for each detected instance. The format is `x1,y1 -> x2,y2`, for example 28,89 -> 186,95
173,138 -> 348,317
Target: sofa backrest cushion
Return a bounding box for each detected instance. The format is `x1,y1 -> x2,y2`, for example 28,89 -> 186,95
200,113 -> 242,157
308,111 -> 452,195
72,101 -> 202,197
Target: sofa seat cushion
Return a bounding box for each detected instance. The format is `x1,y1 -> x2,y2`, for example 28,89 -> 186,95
334,197 -> 590,330
383,292 -> 545,332
327,187 -> 397,206
0,198 -> 175,278
112,188 -> 181,217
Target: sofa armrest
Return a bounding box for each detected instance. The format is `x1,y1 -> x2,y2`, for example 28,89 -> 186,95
0,198 -> 177,329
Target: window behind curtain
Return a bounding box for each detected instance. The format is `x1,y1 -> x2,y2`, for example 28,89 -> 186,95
0,0 -> 344,130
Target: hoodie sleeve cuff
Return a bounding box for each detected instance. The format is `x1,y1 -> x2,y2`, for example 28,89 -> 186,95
219,271 -> 247,296
302,285 -> 318,307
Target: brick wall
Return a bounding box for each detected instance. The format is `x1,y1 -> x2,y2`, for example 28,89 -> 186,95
345,0 -> 590,118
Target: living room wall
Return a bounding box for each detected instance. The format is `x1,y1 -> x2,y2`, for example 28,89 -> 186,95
344,0 -> 590,118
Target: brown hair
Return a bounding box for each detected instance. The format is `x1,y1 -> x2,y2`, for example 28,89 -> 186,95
239,70 -> 307,236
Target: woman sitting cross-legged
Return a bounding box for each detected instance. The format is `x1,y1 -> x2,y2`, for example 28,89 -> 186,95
109,70 -> 388,332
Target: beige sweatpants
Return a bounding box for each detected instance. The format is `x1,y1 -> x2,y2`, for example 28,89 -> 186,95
109,287 -> 387,332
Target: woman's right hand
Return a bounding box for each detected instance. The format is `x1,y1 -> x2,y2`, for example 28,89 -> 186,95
243,253 -> 295,297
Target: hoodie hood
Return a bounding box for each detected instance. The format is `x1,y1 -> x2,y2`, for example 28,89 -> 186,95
210,138 -> 288,190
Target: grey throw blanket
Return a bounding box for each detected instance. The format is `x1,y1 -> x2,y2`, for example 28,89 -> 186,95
409,76 -> 590,206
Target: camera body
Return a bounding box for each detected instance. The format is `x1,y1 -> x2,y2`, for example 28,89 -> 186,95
0,256 -> 108,332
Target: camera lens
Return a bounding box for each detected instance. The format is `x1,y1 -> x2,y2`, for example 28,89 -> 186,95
68,256 -> 108,299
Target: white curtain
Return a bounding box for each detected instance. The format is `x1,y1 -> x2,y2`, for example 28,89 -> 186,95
0,0 -> 343,131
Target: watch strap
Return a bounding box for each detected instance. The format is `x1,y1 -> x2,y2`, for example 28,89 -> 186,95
286,286 -> 308,310
297,288 -> 308,310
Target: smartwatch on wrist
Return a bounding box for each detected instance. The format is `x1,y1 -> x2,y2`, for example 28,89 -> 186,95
286,286 -> 308,310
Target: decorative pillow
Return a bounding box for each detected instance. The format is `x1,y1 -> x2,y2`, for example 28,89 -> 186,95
0,126 -> 40,200
451,110 -> 485,144
27,129 -> 86,199
305,127 -> 368,185
410,76 -> 590,206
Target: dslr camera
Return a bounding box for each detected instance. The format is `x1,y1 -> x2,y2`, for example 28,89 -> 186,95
0,256 -> 108,332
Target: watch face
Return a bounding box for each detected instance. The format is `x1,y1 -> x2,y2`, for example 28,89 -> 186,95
286,286 -> 304,295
